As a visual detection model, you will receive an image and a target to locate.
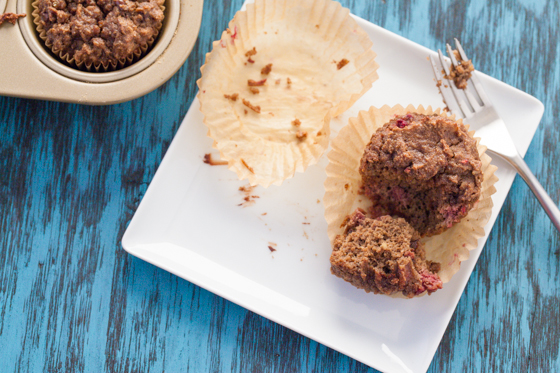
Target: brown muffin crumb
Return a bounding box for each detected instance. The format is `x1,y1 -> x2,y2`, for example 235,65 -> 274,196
238,184 -> 259,206
292,119 -> 301,126
248,79 -> 267,86
242,99 -> 261,113
203,153 -> 228,166
296,131 -> 307,140
336,58 -> 349,70
224,93 -> 239,101
249,87 -> 260,94
245,47 -> 257,57
0,13 -> 26,26
241,158 -> 254,173
445,50 -> 474,89
330,209 -> 442,297
261,63 -> 272,75
239,185 -> 255,193
287,77 -> 292,85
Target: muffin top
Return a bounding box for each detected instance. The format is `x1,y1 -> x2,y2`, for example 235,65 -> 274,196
330,209 -> 442,298
38,0 -> 165,68
359,112 -> 482,236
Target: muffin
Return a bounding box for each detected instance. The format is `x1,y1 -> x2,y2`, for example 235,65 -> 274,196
330,208 -> 442,297
360,112 -> 483,237
197,0 -> 379,187
324,105 -> 498,288
34,0 -> 165,70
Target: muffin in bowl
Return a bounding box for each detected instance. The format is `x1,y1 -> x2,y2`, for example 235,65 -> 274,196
34,0 -> 165,71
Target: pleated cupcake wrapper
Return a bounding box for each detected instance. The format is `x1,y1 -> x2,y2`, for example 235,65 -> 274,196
32,0 -> 164,72
324,104 -> 498,292
197,0 -> 379,187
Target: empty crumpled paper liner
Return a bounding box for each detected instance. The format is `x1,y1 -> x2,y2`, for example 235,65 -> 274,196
197,0 -> 379,187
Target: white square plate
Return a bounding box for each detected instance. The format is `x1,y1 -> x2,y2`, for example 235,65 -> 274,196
122,15 -> 544,373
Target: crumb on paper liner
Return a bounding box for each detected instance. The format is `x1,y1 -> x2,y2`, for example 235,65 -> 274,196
324,104 -> 498,289
197,0 -> 379,187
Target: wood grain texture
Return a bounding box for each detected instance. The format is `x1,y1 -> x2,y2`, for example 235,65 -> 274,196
0,0 -> 559,372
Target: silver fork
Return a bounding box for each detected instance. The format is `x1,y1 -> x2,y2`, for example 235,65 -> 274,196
430,39 -> 560,232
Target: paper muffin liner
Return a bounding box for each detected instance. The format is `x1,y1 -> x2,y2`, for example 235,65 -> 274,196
32,0 -> 164,71
197,0 -> 379,187
324,104 -> 498,289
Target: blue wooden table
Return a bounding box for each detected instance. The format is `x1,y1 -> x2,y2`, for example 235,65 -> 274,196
1,1 -> 559,372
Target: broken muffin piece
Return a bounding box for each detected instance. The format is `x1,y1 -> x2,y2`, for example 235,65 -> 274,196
330,209 -> 442,298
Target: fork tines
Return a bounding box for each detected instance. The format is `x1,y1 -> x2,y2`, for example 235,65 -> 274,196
429,38 -> 490,119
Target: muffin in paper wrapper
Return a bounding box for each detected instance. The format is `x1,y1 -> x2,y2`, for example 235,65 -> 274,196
197,0 -> 379,187
32,0 -> 165,71
324,104 -> 498,291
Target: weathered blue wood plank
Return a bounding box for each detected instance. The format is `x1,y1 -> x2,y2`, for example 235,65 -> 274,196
0,0 -> 558,372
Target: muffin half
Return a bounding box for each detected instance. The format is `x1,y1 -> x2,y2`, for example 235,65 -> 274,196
331,208 -> 443,298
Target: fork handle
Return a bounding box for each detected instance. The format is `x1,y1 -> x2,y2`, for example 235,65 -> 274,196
491,151 -> 560,232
